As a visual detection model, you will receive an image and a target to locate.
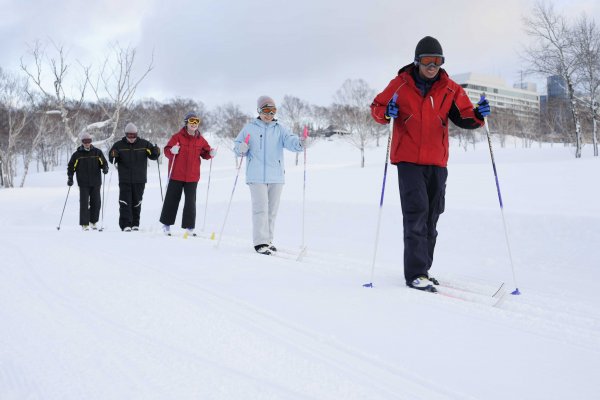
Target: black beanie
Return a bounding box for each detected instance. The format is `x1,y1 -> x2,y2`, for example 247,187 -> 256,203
414,36 -> 443,58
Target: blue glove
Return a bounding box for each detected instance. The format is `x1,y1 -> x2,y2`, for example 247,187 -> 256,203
475,95 -> 491,118
385,93 -> 399,119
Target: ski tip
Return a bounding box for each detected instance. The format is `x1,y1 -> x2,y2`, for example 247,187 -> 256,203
210,232 -> 215,240
362,283 -> 373,288
511,288 -> 521,295
56,227 -> 60,230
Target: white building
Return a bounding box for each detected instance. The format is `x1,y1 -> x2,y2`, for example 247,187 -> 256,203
451,72 -> 540,120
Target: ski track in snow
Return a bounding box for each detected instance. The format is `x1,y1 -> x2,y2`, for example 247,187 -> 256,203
7,235 -> 474,400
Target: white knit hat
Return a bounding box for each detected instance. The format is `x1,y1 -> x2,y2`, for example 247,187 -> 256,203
124,122 -> 138,134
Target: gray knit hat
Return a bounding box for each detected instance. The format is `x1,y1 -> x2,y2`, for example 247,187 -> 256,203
257,95 -> 276,109
79,131 -> 92,141
124,122 -> 138,134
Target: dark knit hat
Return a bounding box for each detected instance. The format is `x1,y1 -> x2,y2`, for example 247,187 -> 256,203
184,112 -> 200,124
414,36 -> 443,58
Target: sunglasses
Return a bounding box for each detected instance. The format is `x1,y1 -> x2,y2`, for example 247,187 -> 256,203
260,106 -> 277,115
82,139 -> 92,144
418,55 -> 444,67
187,118 -> 200,125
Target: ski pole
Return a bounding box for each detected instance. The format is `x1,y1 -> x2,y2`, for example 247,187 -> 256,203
364,94 -> 397,288
216,135 -> 249,249
300,126 -> 309,254
157,159 -> 164,203
57,185 -> 72,230
100,172 -> 106,231
481,97 -> 520,295
168,142 -> 179,180
100,168 -> 113,231
201,146 -> 217,232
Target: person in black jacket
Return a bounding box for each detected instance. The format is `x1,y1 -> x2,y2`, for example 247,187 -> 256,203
67,132 -> 109,230
109,122 -> 160,231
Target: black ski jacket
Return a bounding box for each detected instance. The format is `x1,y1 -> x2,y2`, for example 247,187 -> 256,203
67,146 -> 108,187
108,137 -> 160,184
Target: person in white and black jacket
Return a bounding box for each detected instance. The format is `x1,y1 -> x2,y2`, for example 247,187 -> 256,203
109,122 -> 160,231
67,132 -> 109,230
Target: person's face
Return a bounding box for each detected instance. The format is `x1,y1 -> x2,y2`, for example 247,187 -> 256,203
416,55 -> 444,80
258,106 -> 276,122
82,139 -> 92,149
126,132 -> 137,143
186,117 -> 200,133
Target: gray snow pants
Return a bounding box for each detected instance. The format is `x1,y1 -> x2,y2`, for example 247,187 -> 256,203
248,183 -> 284,246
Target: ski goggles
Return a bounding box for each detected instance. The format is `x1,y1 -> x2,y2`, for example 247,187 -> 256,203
417,55 -> 445,67
187,117 -> 200,125
259,106 -> 277,115
82,139 -> 92,144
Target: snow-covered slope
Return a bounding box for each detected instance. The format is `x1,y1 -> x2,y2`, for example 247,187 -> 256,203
1,136 -> 599,399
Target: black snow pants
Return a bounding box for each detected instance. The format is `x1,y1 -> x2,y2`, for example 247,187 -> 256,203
79,185 -> 101,226
118,182 -> 146,230
396,162 -> 448,285
159,180 -> 198,229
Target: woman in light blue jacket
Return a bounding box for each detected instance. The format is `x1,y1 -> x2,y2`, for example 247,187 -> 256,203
234,95 -> 304,255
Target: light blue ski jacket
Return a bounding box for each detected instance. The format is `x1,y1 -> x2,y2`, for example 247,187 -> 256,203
233,118 -> 303,184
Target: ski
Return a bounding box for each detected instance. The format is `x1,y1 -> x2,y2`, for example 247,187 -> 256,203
434,282 -> 508,307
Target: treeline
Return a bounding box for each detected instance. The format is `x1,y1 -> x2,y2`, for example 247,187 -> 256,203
1,1 -> 599,187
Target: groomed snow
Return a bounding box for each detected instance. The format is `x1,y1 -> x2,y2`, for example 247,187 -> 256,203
1,134 -> 599,399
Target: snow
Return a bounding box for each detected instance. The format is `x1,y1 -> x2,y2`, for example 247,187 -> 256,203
1,135 -> 599,399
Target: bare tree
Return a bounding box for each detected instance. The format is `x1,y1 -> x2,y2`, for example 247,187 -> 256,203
211,103 -> 251,164
20,40 -> 87,144
86,42 -> 154,146
573,14 -> 600,156
0,68 -> 29,188
279,95 -> 311,165
522,1 -> 583,157
332,79 -> 377,167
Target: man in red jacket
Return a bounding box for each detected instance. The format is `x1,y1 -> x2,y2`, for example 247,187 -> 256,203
371,36 -> 491,292
159,112 -> 216,236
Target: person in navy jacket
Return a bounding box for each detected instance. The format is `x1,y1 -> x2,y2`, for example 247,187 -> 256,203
371,36 -> 491,292
234,96 -> 304,255
109,122 -> 160,232
67,131 -> 109,230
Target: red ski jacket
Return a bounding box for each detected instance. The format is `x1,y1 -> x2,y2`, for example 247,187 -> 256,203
164,128 -> 212,182
371,64 -> 484,167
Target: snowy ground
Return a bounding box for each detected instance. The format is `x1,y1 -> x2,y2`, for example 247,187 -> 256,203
1,134 -> 599,399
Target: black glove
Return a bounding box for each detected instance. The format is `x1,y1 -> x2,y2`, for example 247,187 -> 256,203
67,177 -> 73,186
385,93 -> 399,119
103,167 -> 109,175
153,145 -> 161,157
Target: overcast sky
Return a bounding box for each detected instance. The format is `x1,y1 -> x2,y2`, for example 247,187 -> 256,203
2,0 -> 600,115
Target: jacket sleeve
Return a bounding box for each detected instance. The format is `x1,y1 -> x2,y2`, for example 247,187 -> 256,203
98,150 -> 109,173
233,125 -> 250,157
280,125 -> 303,152
164,135 -> 178,160
199,137 -> 212,160
108,143 -> 118,164
67,152 -> 77,178
146,140 -> 160,161
371,76 -> 403,125
448,86 -> 485,130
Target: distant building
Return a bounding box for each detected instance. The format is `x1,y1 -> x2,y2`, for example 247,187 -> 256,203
451,72 -> 540,120
547,75 -> 568,99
